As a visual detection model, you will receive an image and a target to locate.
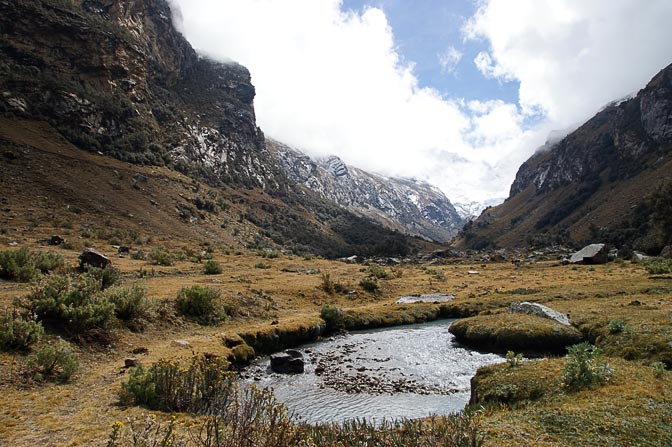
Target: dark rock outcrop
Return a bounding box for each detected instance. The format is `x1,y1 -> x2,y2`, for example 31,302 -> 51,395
457,63 -> 672,251
78,247 -> 110,269
569,244 -> 608,264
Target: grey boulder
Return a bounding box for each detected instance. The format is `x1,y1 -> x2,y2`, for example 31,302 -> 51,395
509,301 -> 571,326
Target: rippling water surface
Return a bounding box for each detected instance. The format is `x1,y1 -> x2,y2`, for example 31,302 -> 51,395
244,319 -> 503,423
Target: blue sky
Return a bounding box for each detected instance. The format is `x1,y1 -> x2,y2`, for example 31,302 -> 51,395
341,0 -> 520,104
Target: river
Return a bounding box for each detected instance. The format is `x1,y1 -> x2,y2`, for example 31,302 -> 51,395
242,319 -> 503,423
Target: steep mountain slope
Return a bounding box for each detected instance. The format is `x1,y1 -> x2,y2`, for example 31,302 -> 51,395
270,140 -> 464,242
0,0 -> 436,258
456,63 -> 672,252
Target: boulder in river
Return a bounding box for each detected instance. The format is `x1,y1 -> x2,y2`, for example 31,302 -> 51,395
270,349 -> 304,374
508,301 -> 570,326
569,244 -> 608,264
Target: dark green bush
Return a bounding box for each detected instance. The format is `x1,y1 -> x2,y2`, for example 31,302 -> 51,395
642,258 -> 672,274
130,249 -> 146,260
203,260 -> 223,275
563,342 -> 613,390
148,247 -> 175,266
106,284 -> 152,330
26,273 -> 116,340
121,354 -> 235,413
367,263 -> 390,279
0,310 -> 44,351
86,266 -> 121,290
359,276 -> 379,293
320,305 -> 345,333
27,338 -> 79,382
0,247 -> 64,282
607,319 -> 629,334
175,285 -> 223,325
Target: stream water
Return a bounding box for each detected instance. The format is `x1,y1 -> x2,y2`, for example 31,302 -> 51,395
242,319 -> 503,423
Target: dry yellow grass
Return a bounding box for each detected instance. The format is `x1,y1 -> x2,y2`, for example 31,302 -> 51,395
1,242 -> 670,445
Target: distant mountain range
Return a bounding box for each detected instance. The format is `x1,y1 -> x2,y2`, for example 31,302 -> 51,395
269,140 -> 464,243
456,63 -> 672,253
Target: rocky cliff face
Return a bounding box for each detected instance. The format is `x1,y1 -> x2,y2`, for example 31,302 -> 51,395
510,66 -> 672,198
270,140 -> 464,242
0,0 -> 278,187
457,63 -> 672,251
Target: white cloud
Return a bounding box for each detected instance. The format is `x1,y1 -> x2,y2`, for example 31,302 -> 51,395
438,46 -> 463,74
465,0 -> 672,125
170,0 -> 672,204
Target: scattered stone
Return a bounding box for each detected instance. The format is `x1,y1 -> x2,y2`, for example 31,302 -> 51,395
78,247 -> 111,269
8,241 -> 18,246
314,366 -> 325,375
468,270 -> 480,275
124,358 -> 141,368
131,347 -> 149,355
172,339 -> 190,348
271,319 -> 279,325
660,245 -> 672,259
512,259 -> 523,267
270,350 -> 304,374
569,243 -> 608,264
48,235 -> 65,246
634,252 -> 650,261
118,246 -> 131,255
561,258 -> 570,265
509,301 -> 571,326
395,294 -> 456,304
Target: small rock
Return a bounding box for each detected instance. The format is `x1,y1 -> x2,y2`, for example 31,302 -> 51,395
172,339 -> 190,348
124,358 -> 141,368
660,245 -> 672,259
468,270 -> 480,275
118,246 -> 131,255
48,235 -> 65,246
131,347 -> 149,355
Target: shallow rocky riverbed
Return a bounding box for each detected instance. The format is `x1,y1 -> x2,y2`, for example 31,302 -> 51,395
242,319 -> 504,423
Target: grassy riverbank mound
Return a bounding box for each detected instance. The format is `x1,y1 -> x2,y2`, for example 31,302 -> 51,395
449,313 -> 584,355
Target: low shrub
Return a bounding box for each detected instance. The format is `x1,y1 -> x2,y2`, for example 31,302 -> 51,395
203,260 -> 223,275
304,413 -> 484,447
120,354 -> 235,413
86,266 -> 121,290
642,257 -> 672,274
367,263 -> 390,279
562,342 -> 613,391
25,273 -> 116,340
506,350 -> 524,368
607,319 -> 629,334
0,310 -> 44,351
254,262 -> 271,269
148,247 -> 175,266
0,247 -> 64,282
130,250 -> 146,260
359,276 -> 379,293
320,305 -> 345,333
175,285 -> 223,325
27,338 -> 79,382
106,284 -> 152,330
320,272 -> 335,294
